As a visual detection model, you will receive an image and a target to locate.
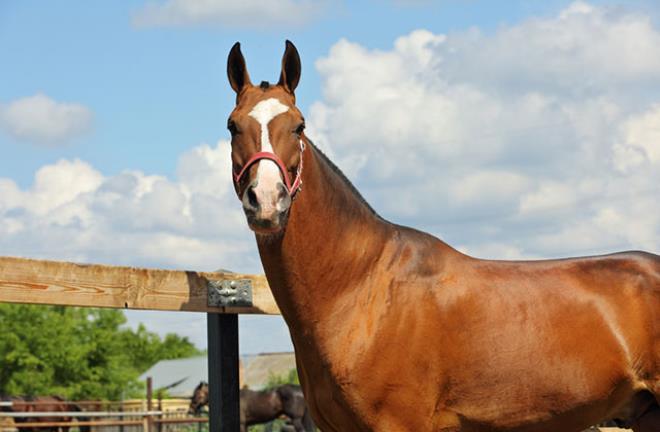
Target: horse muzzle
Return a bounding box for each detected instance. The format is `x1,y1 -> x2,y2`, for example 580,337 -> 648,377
242,180 -> 292,234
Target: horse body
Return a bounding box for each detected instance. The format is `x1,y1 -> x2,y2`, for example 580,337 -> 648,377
256,143 -> 659,432
242,387 -> 284,426
243,385 -> 314,431
226,42 -> 659,431
274,138 -> 660,431
0,395 -> 88,432
188,382 -> 316,432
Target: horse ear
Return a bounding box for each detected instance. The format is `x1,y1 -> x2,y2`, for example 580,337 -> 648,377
227,42 -> 252,94
278,40 -> 301,94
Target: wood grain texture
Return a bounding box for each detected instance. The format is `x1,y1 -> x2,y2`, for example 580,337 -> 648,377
0,256 -> 279,314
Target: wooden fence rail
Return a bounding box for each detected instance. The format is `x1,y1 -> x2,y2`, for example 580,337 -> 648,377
9,419 -> 209,430
4,418 -> 209,430
0,256 -> 271,431
1,406 -> 209,430
10,420 -> 145,429
1,411 -> 164,418
11,418 -> 209,428
0,256 -> 278,314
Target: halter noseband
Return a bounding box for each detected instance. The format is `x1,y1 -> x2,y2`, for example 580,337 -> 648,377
233,138 -> 306,198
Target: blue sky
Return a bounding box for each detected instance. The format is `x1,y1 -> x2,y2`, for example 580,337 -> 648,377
0,0 -> 632,185
1,0 -> 659,353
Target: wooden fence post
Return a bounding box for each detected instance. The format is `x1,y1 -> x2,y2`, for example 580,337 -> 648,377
157,393 -> 163,432
207,313 -> 240,432
146,377 -> 153,432
119,398 -> 125,432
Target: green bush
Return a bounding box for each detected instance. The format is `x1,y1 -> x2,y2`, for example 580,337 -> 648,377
264,368 -> 300,389
0,304 -> 201,399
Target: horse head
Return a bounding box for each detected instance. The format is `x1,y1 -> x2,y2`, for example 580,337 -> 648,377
188,381 -> 209,415
227,41 -> 305,235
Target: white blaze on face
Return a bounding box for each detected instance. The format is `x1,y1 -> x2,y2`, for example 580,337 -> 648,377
248,98 -> 290,213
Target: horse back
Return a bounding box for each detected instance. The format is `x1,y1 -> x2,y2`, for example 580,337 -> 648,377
463,250 -> 659,380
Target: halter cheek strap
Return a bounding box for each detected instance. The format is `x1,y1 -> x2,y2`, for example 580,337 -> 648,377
233,138 -> 305,198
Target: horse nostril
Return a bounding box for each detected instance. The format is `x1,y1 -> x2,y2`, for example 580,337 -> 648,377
277,183 -> 292,210
278,183 -> 288,201
243,182 -> 260,213
247,186 -> 259,209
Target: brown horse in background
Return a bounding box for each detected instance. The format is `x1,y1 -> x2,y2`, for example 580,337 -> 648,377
188,381 -> 315,432
224,40 -> 659,431
1,395 -> 89,432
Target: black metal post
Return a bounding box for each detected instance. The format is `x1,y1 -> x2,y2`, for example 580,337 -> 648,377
207,313 -> 240,432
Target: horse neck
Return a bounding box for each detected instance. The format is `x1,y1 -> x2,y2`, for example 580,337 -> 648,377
256,142 -> 393,331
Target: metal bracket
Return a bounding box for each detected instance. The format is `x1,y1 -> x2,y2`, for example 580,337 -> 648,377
207,279 -> 253,307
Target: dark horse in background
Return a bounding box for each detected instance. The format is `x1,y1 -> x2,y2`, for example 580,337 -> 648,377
188,381 -> 315,432
1,395 -> 90,432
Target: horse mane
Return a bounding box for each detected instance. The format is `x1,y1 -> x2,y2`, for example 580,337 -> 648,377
308,139 -> 381,219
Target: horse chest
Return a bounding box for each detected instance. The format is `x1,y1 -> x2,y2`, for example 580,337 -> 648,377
292,324 -> 440,430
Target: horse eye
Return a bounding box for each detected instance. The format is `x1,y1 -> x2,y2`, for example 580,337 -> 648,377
227,120 -> 239,136
294,122 -> 305,135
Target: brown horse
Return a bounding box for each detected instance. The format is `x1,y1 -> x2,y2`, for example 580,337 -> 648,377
224,41 -> 659,431
188,381 -> 315,432
0,395 -> 89,432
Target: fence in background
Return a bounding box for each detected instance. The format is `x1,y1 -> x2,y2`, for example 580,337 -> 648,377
0,256 -> 281,431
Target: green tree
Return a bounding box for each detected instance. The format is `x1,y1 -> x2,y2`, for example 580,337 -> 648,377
0,304 -> 201,400
264,369 -> 300,389
120,324 -> 200,373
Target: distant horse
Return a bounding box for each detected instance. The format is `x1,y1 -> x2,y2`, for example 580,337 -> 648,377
0,395 -> 90,432
224,40 -> 659,431
188,381 -> 315,432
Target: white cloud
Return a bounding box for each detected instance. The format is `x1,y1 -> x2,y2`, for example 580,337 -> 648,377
613,104 -> 660,172
0,94 -> 93,146
132,0 -> 328,29
308,2 -> 660,258
0,140 -> 258,272
439,2 -> 660,94
449,171 -> 529,209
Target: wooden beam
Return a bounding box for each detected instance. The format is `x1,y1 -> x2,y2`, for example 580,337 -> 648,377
1,411 -> 164,418
0,256 -> 278,314
12,420 -> 145,428
9,419 -> 209,428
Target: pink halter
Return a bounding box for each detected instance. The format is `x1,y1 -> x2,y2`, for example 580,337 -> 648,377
233,138 -> 305,197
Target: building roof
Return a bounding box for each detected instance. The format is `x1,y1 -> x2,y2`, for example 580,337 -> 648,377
139,356 -> 208,397
139,352 -> 296,397
243,352 -> 296,389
